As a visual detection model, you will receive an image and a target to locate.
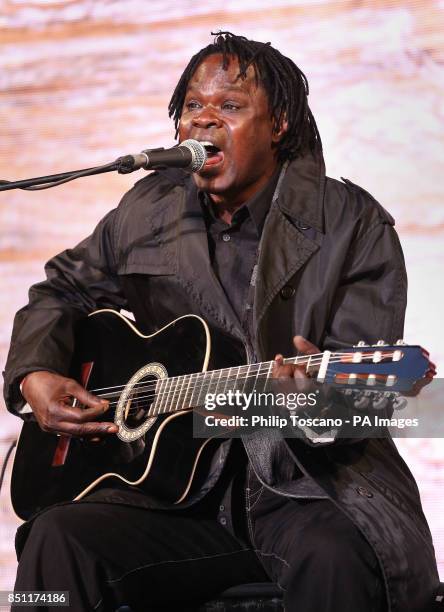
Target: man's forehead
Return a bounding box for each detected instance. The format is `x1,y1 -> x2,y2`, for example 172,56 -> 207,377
186,54 -> 257,90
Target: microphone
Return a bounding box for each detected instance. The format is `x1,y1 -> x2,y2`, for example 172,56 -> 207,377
117,139 -> 207,174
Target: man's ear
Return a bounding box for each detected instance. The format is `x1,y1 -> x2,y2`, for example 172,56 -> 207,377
272,115 -> 288,144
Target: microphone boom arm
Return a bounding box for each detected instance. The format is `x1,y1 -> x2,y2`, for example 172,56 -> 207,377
0,161 -> 122,192
0,140 -> 206,192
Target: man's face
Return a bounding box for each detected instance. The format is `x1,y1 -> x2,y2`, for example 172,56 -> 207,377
178,54 -> 284,205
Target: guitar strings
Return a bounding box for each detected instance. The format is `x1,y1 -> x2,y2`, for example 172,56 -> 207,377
88,352 -> 395,399
94,354 -> 397,418
92,353 -> 396,413
102,369 -> 392,419
87,354 -> 325,394
108,357 -> 393,400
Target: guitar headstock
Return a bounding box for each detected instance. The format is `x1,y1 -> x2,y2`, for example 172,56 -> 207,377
325,340 -> 435,395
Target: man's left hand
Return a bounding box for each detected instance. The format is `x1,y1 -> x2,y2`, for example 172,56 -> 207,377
273,336 -> 320,385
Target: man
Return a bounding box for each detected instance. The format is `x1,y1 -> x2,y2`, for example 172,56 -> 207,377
3,32 -> 439,611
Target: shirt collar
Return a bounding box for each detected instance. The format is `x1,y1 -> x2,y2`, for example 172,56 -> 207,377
199,166 -> 282,236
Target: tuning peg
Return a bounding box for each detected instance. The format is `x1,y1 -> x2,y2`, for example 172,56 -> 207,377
354,341 -> 368,347
384,391 -> 397,401
366,374 -> 377,386
370,340 -> 389,364
353,394 -> 371,411
393,396 -> 407,411
372,393 -> 389,411
395,339 -> 407,346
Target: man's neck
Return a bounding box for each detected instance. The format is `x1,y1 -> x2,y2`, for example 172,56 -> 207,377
207,166 -> 280,225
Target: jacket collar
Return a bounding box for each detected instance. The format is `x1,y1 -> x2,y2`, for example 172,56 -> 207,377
276,151 -> 325,233
199,165 -> 281,237
156,148 -> 326,234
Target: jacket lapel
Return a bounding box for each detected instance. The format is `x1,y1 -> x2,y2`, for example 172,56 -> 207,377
175,179 -> 243,336
254,152 -> 326,332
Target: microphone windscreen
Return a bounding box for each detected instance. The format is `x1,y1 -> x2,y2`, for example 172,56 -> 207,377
179,139 -> 207,172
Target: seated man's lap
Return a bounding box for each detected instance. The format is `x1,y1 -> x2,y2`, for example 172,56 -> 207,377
15,486 -> 386,611
15,499 -> 267,611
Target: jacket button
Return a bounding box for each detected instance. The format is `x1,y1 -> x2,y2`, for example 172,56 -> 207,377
356,486 -> 373,498
280,285 -> 295,300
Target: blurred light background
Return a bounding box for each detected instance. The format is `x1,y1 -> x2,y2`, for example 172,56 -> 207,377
1,0 -> 443,593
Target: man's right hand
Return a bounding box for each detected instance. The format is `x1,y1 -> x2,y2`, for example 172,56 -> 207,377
21,371 -> 119,438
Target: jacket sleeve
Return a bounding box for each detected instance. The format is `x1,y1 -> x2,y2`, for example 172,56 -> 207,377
2,208 -> 128,417
299,209 -> 408,446
323,219 -> 407,350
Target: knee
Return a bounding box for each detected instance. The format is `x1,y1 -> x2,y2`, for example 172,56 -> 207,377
33,506 -> 80,540
281,518 -> 385,611
297,518 -> 378,582
22,504 -> 90,557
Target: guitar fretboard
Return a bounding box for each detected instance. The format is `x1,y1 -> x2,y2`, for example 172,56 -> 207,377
149,354 -> 322,416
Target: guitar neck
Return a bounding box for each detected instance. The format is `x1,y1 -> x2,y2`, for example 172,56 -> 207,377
150,353 -> 324,417
148,341 -> 423,416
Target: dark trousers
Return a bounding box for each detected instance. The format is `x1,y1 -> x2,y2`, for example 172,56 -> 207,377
14,487 -> 385,612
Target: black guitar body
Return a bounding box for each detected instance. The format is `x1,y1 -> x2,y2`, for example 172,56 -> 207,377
11,310 -> 246,520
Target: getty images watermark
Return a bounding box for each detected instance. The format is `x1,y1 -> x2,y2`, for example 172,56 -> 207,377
205,389 -> 318,411
191,381 -> 441,439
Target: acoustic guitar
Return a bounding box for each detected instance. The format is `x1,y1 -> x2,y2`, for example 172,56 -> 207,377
11,309 -> 433,520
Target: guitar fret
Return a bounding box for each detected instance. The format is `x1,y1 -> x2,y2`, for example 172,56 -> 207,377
159,377 -> 170,414
181,373 -> 193,410
233,365 -> 241,398
176,374 -> 186,412
252,362 -> 261,394
241,363 -> 251,395
170,375 -> 180,412
194,371 -> 207,408
151,378 -> 162,415
214,368 -> 223,397
189,372 -> 198,408
222,367 -> 232,395
263,360 -> 274,393
208,369 -> 216,400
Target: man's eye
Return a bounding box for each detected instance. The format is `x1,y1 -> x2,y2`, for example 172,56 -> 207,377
222,102 -> 240,111
186,101 -> 201,110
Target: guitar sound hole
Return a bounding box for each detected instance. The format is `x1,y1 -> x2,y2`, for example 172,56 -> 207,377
122,374 -> 157,430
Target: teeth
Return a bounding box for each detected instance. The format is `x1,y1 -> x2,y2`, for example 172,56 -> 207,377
198,140 -> 221,151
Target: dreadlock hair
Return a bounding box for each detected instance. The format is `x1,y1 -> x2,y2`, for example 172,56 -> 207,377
168,31 -> 322,163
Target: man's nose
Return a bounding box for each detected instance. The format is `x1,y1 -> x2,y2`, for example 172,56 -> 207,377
192,106 -> 222,129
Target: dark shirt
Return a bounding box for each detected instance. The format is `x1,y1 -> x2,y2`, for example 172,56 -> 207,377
200,168 -> 281,352
197,168 -> 281,541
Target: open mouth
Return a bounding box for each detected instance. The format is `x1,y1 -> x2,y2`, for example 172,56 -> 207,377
200,141 -> 224,167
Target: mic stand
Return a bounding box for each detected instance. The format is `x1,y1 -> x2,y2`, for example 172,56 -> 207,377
0,155 -> 140,192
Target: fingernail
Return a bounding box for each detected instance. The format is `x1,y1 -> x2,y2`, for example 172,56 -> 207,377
107,425 -> 117,432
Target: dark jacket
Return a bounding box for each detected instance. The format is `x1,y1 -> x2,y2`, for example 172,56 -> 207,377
3,152 -> 439,610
